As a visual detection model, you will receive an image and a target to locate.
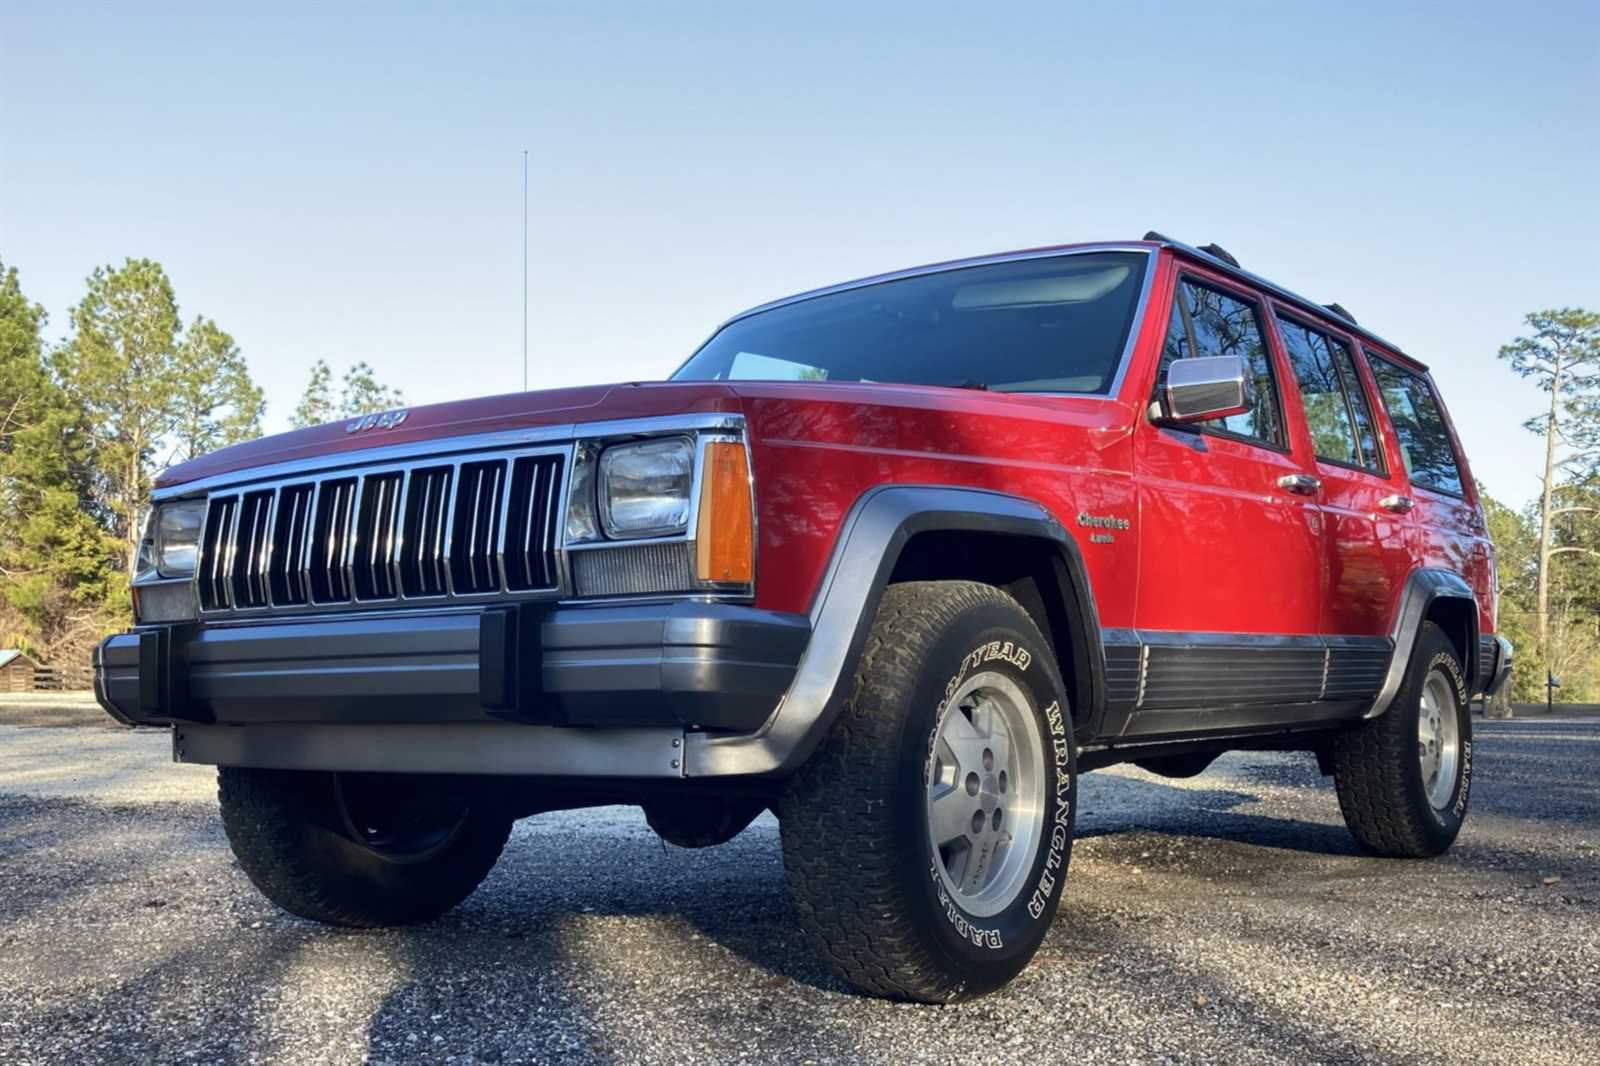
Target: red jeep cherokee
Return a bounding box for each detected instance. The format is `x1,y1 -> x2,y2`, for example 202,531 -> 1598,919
96,235 -> 1511,1001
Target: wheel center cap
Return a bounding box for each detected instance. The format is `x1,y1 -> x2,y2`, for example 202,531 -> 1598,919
979,773 -> 1000,810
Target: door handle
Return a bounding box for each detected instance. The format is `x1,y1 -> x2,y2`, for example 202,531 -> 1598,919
1378,494 -> 1415,513
1277,473 -> 1321,496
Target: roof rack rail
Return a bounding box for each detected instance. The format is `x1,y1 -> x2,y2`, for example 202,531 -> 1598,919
1144,232 -> 1243,269
1323,302 -> 1358,325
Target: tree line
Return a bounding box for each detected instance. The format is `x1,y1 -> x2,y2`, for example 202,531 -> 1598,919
1487,309 -> 1600,704
0,255 -> 402,683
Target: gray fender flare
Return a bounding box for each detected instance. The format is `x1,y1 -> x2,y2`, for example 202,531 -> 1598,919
1368,568 -> 1479,719
684,484 -> 1103,777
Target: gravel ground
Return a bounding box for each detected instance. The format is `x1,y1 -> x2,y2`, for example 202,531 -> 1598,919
0,715 -> 1595,1065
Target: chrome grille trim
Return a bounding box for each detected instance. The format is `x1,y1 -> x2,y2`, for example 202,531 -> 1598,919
196,446 -> 568,617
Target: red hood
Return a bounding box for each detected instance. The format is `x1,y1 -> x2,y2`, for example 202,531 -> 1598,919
156,381 -> 743,488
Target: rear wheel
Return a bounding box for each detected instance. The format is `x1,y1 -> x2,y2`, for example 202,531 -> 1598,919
780,581 -> 1076,1002
218,768 -> 513,926
1333,622 -> 1472,857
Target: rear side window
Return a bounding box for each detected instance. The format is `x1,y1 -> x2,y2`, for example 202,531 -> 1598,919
1277,317 -> 1384,472
1157,279 -> 1283,446
1367,354 -> 1465,496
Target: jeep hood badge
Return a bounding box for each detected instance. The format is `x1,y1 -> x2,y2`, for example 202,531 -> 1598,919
346,409 -> 409,433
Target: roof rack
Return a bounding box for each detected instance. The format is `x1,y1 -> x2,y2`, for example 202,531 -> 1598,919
1144,231 -> 1403,362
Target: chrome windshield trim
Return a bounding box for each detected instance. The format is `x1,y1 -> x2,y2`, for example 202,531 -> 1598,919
670,245 -> 1159,399
1104,248 -> 1159,398
152,413 -> 746,501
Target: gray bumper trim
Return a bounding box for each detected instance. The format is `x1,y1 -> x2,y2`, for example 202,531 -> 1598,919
174,721 -> 686,778
95,601 -> 808,734
1485,635 -> 1513,698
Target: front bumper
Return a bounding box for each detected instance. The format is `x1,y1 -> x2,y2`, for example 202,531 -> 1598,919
94,600 -> 808,739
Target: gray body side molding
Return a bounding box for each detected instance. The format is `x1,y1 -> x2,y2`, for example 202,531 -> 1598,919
1367,568 -> 1479,719
684,484 -> 1103,777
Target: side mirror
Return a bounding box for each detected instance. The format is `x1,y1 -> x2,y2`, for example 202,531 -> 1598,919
1157,355 -> 1249,424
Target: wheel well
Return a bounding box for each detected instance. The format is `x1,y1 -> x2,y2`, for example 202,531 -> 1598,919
1423,596 -> 1475,686
887,530 -> 1094,728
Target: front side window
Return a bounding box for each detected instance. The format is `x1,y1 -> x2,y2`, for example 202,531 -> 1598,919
1367,353 -> 1465,496
672,252 -> 1149,394
1156,279 -> 1282,446
1277,317 -> 1383,472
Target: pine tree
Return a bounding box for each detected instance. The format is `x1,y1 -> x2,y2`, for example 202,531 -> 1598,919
173,316 -> 263,462
0,257 -> 120,663
54,259 -> 183,574
1498,308 -> 1600,666
291,358 -> 336,428
339,360 -> 405,418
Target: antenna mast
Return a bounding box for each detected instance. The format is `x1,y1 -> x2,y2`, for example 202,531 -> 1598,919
522,149 -> 529,392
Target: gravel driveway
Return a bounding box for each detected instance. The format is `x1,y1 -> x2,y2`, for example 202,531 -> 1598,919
0,712 -> 1595,1065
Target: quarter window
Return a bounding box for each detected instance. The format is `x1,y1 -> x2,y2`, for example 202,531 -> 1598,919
1277,317 -> 1384,472
1367,354 -> 1465,496
1157,280 -> 1282,446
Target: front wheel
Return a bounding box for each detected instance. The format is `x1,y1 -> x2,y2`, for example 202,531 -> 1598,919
780,581 -> 1076,1002
218,768 -> 513,926
1333,622 -> 1472,857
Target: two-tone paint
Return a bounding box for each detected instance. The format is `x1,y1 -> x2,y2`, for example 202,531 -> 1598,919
138,238 -> 1500,774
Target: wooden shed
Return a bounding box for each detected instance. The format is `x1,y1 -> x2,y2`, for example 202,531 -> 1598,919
0,650 -> 41,693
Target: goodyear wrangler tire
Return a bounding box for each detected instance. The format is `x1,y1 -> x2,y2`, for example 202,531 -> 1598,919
218,768 -> 513,927
779,581 -> 1076,1002
1333,622 -> 1472,858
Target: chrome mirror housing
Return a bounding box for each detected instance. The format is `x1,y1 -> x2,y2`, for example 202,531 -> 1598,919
1159,355 -> 1248,423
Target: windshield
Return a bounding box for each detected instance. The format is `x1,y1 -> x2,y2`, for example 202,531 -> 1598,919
672,251 -> 1149,393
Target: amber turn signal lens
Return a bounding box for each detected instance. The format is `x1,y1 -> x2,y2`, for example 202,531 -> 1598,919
696,441 -> 754,585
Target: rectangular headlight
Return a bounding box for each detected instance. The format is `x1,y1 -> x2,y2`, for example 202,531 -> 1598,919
598,437 -> 693,539
155,500 -> 206,576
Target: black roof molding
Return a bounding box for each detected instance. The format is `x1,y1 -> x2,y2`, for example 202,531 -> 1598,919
1148,233 -> 1416,367
1197,243 -> 1240,269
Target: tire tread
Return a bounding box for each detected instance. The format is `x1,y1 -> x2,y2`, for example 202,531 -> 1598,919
218,767 -> 511,927
780,580 -> 1052,1002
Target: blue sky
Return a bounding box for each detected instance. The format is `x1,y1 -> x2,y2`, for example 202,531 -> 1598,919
3,1 -> 1596,509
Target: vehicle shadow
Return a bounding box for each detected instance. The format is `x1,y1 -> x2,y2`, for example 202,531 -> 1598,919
1075,772 -> 1363,857
358,814 -> 861,1060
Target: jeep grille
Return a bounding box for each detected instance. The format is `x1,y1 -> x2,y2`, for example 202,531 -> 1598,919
196,450 -> 565,614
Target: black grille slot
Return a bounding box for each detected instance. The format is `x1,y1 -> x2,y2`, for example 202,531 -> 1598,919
268,484 -> 314,605
353,473 -> 403,600
194,448 -> 566,613
449,460 -> 507,594
229,491 -> 275,608
199,496 -> 238,610
308,478 -> 358,603
399,467 -> 452,597
504,455 -> 563,591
